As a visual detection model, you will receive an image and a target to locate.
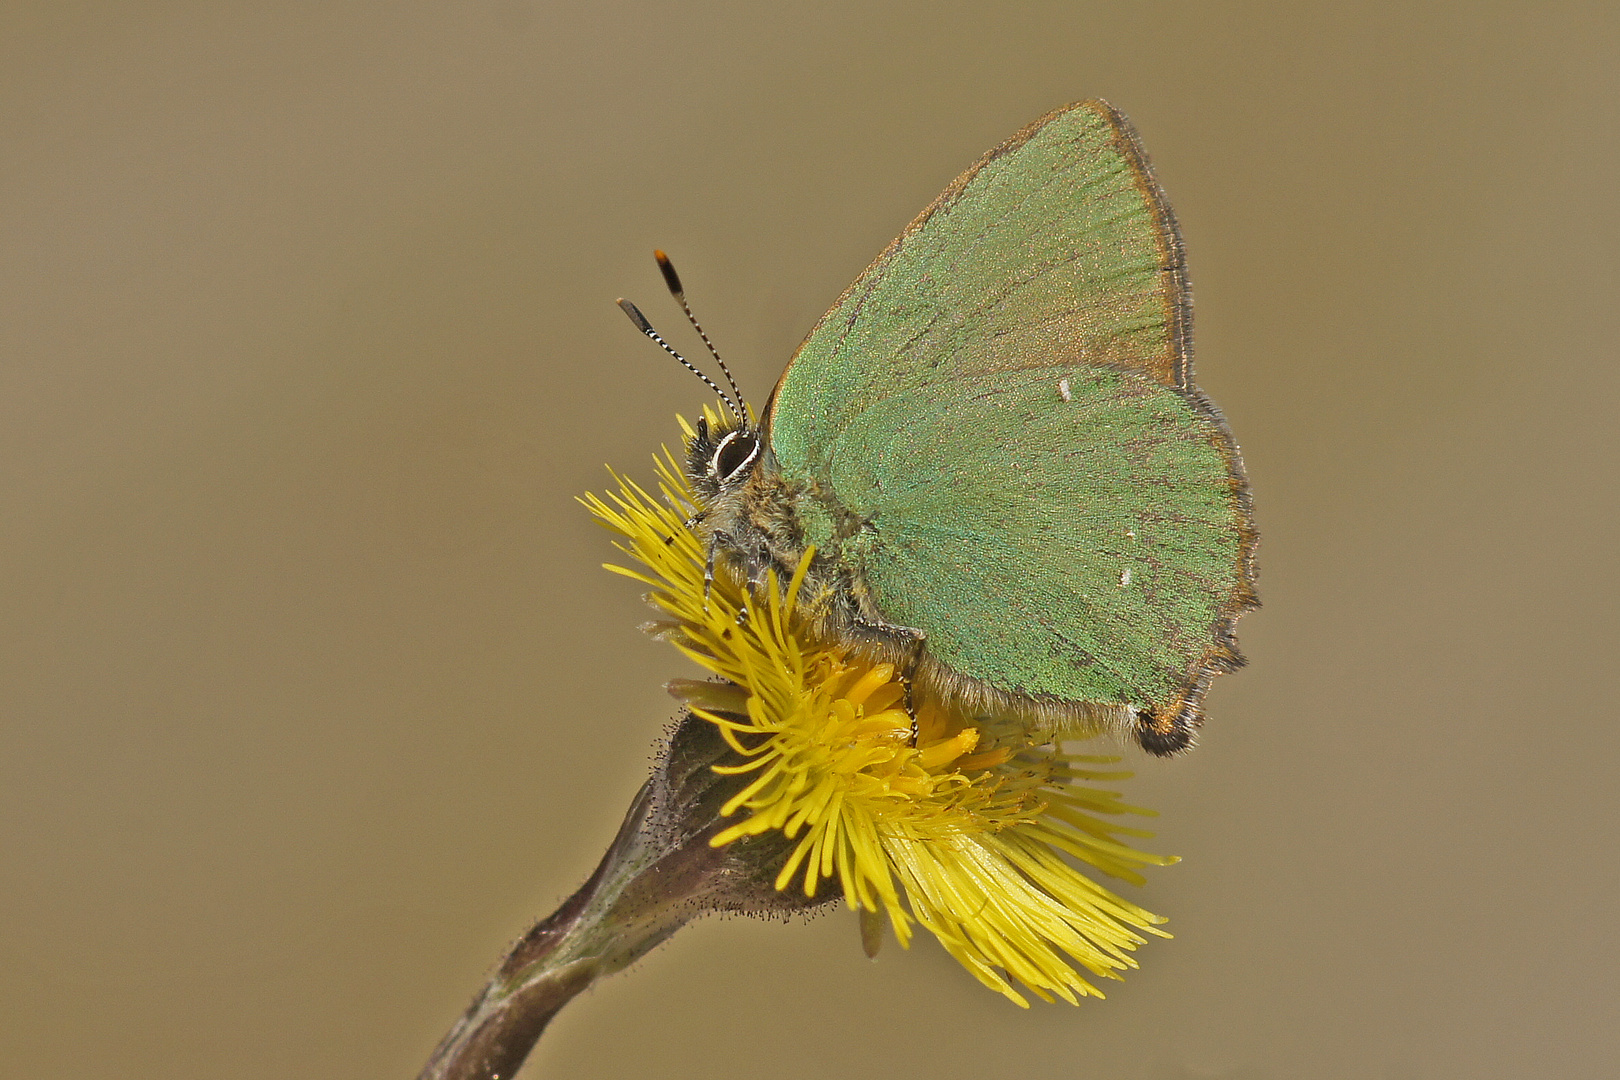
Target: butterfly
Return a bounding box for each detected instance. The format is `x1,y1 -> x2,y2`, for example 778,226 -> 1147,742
619,100 -> 1257,755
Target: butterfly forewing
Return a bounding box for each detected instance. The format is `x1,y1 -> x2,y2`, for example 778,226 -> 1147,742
768,101 -> 1190,467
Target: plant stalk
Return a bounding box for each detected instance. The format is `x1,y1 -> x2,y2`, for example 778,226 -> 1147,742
415,709 -> 830,1079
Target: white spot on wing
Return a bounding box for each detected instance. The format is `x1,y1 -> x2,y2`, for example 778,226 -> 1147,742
1058,378 -> 1072,402
1119,568 -> 1132,587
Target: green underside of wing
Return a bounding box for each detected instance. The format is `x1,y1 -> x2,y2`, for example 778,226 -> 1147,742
800,367 -> 1244,707
771,101 -> 1180,475
766,101 -> 1245,709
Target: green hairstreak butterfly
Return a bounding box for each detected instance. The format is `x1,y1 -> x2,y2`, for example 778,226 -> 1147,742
620,100 -> 1257,754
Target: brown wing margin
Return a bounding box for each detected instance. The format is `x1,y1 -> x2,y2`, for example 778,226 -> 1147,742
1091,102 -> 1259,754
1091,100 -> 1195,390
1093,105 -> 1259,754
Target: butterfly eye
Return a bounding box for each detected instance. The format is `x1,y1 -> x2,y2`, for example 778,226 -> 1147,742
712,430 -> 760,482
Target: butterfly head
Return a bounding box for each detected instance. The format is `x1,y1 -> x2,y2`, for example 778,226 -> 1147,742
686,414 -> 762,504
619,250 -> 763,504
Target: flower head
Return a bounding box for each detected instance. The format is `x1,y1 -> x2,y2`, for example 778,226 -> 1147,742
582,420 -> 1178,1006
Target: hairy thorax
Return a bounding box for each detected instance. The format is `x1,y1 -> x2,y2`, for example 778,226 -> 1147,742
686,418 -> 890,648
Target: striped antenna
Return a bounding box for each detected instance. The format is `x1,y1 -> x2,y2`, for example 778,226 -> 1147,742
616,298 -> 744,423
653,251 -> 749,424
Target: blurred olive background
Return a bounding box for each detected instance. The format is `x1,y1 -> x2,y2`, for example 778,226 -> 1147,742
2,3 -> 1616,1078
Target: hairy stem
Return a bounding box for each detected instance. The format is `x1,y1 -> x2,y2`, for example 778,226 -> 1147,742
415,710 -> 832,1080
417,780 -> 727,1079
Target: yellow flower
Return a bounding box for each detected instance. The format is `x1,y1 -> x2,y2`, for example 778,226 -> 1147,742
581,421 -> 1178,1007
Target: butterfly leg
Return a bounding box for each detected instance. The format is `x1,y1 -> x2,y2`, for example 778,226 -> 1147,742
851,612 -> 927,744
900,635 -> 926,746
701,532 -> 771,629
702,531 -> 732,610
667,508 -> 707,546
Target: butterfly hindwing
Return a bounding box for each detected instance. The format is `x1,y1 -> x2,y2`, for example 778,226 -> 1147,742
825,364 -> 1247,723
